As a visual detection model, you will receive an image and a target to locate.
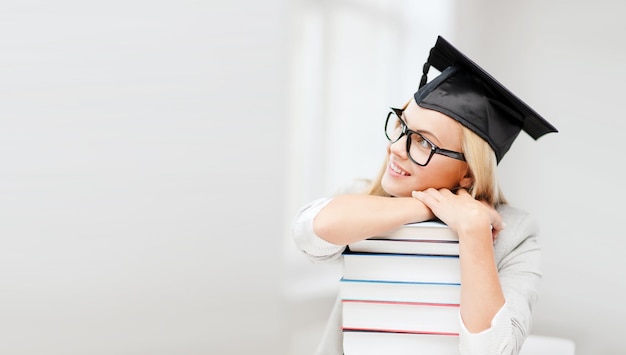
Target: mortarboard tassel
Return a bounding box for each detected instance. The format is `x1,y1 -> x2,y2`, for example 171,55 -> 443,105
419,60 -> 431,89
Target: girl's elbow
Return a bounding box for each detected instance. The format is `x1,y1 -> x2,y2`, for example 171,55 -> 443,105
313,216 -> 333,242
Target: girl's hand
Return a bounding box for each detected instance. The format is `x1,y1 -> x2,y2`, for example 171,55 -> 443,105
411,188 -> 505,241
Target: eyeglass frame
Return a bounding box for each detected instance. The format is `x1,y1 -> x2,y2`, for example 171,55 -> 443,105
385,107 -> 466,166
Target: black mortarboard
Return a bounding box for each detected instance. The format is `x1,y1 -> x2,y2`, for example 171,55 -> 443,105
414,36 -> 558,163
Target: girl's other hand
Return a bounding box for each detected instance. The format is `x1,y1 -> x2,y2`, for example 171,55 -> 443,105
412,188 -> 504,241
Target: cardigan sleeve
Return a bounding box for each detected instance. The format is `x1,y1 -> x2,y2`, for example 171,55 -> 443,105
458,302 -> 512,354
291,179 -> 371,264
292,196 -> 346,264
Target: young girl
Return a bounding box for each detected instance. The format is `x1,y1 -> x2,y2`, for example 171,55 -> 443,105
292,36 -> 558,354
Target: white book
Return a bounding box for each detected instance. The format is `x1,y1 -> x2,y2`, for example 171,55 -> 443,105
342,300 -> 460,335
340,278 -> 460,304
349,238 -> 459,256
343,331 -> 459,355
376,220 -> 457,241
342,253 -> 461,284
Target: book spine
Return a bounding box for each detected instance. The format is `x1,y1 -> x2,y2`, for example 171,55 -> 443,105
342,329 -> 459,355
339,278 -> 460,304
342,252 -> 461,284
348,239 -> 460,256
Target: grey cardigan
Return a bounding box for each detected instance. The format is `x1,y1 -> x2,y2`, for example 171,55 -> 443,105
293,194 -> 541,355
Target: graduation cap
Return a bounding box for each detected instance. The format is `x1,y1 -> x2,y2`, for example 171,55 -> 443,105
414,36 -> 558,163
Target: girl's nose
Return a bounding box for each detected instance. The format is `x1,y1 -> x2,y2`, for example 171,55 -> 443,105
389,134 -> 409,159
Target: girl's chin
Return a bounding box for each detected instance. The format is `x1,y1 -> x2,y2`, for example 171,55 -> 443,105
381,178 -> 411,197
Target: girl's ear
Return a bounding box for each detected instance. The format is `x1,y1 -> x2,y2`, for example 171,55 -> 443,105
459,167 -> 473,189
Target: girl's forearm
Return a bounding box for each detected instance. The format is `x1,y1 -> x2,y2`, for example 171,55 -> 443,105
313,194 -> 434,245
458,226 -> 505,332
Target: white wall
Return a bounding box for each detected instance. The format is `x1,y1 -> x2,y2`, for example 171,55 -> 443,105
3,1 -> 624,354
0,1 -> 289,354
455,1 -> 626,354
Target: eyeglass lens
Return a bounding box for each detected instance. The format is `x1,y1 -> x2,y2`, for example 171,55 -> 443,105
385,112 -> 434,165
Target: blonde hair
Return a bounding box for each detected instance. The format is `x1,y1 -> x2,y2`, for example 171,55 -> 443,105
460,126 -> 507,206
366,106 -> 507,206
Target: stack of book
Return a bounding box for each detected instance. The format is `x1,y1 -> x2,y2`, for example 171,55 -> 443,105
341,220 -> 461,354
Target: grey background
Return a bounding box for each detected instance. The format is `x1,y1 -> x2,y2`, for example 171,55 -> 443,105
1,1 -> 624,355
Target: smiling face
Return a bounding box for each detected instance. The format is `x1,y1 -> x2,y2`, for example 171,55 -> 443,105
381,99 -> 471,197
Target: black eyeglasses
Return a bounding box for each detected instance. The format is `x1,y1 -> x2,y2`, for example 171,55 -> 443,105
385,107 -> 466,166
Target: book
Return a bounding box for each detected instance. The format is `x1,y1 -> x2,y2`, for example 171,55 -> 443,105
341,221 -> 462,353
348,238 -> 459,256
375,220 -> 458,241
339,278 -> 460,304
343,330 -> 459,355
342,252 -> 461,284
342,299 -> 460,335
348,220 -> 459,255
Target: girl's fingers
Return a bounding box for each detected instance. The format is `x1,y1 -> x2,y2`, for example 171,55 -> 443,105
412,190 -> 432,203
